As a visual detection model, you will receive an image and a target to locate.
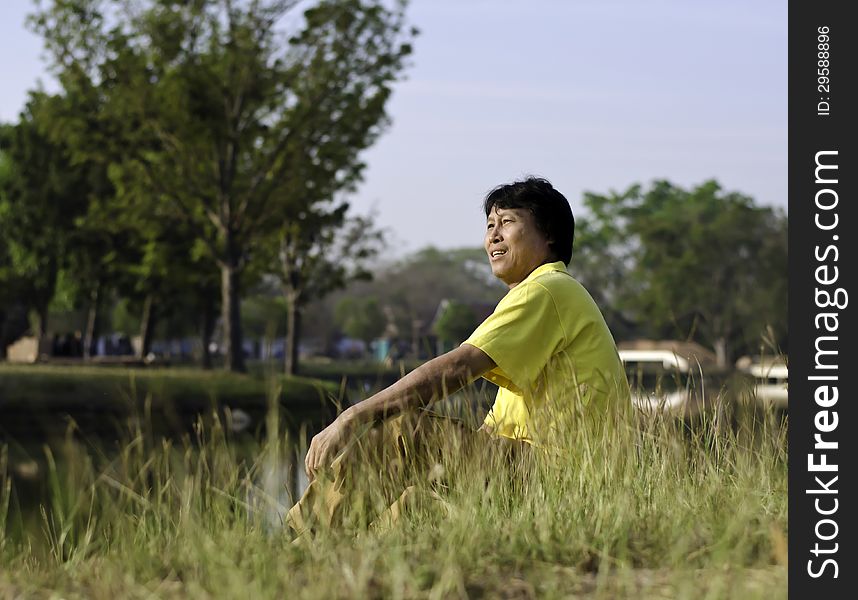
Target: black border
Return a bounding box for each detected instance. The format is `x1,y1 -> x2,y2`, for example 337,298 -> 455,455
788,1 -> 856,596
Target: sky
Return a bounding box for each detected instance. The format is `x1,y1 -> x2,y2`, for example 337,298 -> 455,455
1,0 -> 787,254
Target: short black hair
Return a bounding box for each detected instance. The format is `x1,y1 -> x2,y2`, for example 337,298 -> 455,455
483,176 -> 575,265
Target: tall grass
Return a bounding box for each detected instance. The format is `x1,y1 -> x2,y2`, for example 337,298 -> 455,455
0,378 -> 786,599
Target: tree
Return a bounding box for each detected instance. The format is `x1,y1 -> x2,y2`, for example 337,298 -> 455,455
335,296 -> 386,347
0,96 -> 96,343
0,140 -> 31,356
433,300 -> 479,346
1,107 -> 59,341
275,205 -> 384,373
576,180 -> 788,367
31,0 -> 416,372
572,195 -> 641,342
371,247 -> 504,356
4,92 -> 215,362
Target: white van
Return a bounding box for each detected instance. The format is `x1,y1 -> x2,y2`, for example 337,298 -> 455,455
618,341 -> 719,416
735,357 -> 788,409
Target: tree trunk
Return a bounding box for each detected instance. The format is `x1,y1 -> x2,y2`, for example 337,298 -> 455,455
284,292 -> 301,376
220,262 -> 246,372
201,298 -> 216,370
0,309 -> 7,359
411,317 -> 421,358
32,258 -> 57,341
137,293 -> 156,360
29,302 -> 50,344
713,337 -> 729,369
83,282 -> 101,360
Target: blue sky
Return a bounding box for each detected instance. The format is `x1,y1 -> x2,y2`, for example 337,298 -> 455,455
1,0 -> 787,253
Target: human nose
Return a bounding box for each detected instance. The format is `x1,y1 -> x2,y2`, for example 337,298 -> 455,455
487,225 -> 503,244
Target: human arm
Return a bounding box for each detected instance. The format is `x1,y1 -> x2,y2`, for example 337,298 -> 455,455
304,343 -> 495,480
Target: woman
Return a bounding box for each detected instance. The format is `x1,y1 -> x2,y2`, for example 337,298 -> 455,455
288,176 -> 628,533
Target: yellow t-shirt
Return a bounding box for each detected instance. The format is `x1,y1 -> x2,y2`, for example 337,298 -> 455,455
463,261 -> 629,442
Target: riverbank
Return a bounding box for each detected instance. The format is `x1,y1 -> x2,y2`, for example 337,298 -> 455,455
0,364 -> 341,442
0,382 -> 787,599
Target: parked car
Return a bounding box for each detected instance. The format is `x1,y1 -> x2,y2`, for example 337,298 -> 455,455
618,340 -> 723,417
735,356 -> 788,409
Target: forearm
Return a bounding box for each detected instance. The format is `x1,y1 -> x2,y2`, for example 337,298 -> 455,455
341,345 -> 492,427
303,345 -> 494,480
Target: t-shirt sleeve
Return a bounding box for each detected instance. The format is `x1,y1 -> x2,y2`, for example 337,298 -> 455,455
462,281 -> 566,394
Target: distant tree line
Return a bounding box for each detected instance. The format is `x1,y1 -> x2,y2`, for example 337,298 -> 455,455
573,180 -> 788,367
310,184 -> 788,370
0,2 -> 786,372
0,0 -> 415,373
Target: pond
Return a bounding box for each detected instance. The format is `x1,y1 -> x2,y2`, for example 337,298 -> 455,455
0,376 -> 495,550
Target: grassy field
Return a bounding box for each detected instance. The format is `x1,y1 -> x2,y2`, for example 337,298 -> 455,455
0,372 -> 787,599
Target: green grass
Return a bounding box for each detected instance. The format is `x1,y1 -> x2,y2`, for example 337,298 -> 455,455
0,378 -> 787,599
0,364 -> 341,431
295,358 -> 424,381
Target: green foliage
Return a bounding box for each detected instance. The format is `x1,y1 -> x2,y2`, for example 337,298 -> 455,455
382,248 -> 501,351
433,300 -> 479,345
276,207 -> 384,305
29,0 -> 416,370
0,97 -> 96,337
0,136 -> 20,308
242,295 -> 289,339
574,180 -> 787,365
275,205 -> 386,372
377,247 -> 503,338
300,246 -> 505,357
335,296 -> 386,344
110,297 -> 141,335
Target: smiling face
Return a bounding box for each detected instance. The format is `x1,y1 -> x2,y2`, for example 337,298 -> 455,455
484,206 -> 555,288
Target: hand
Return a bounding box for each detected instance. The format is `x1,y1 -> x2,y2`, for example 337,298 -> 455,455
305,414 -> 352,482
